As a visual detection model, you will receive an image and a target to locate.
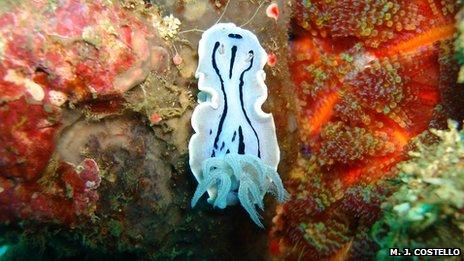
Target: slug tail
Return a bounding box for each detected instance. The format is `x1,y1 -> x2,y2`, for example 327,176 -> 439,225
190,154 -> 288,227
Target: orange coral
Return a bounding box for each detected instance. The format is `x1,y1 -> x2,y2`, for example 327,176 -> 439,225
271,0 -> 460,259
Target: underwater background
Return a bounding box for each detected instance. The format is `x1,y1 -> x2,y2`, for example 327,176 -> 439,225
0,0 -> 463,260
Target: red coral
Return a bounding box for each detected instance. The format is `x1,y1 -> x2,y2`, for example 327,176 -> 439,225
0,159 -> 100,223
271,0 -> 459,259
0,97 -> 58,181
60,159 -> 101,216
0,0 -> 167,224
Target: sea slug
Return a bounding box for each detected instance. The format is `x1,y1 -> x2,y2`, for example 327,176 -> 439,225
189,23 -> 287,227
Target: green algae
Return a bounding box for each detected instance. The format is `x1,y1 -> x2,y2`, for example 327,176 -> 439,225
372,121 -> 464,259
107,219 -> 123,237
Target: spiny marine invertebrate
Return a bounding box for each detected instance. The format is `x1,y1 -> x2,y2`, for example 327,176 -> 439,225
189,23 -> 287,227
317,121 -> 395,165
295,0 -> 457,49
0,0 -> 167,223
372,121 -> 464,258
271,0 -> 460,259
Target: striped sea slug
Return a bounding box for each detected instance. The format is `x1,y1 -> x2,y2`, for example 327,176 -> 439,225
189,23 -> 287,227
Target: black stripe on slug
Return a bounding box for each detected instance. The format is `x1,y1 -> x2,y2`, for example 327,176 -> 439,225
228,33 -> 243,39
238,126 -> 245,154
229,46 -> 237,79
239,50 -> 261,158
231,131 -> 236,142
211,41 -> 227,156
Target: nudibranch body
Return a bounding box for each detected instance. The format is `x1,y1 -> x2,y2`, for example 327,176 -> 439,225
189,23 -> 287,227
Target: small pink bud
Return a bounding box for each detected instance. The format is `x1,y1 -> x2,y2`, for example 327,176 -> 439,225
266,3 -> 279,21
173,53 -> 183,66
150,113 -> 162,124
267,53 -> 277,67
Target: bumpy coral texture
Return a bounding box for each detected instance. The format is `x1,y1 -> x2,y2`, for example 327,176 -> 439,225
0,0 -> 166,224
372,121 -> 464,259
456,3 -> 464,82
270,0 -> 459,259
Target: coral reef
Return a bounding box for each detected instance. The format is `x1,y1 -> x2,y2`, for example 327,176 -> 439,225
0,158 -> 101,223
372,121 -> 464,259
0,0 -> 296,259
0,0 -> 167,224
4,0 -> 461,259
270,0 -> 463,259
